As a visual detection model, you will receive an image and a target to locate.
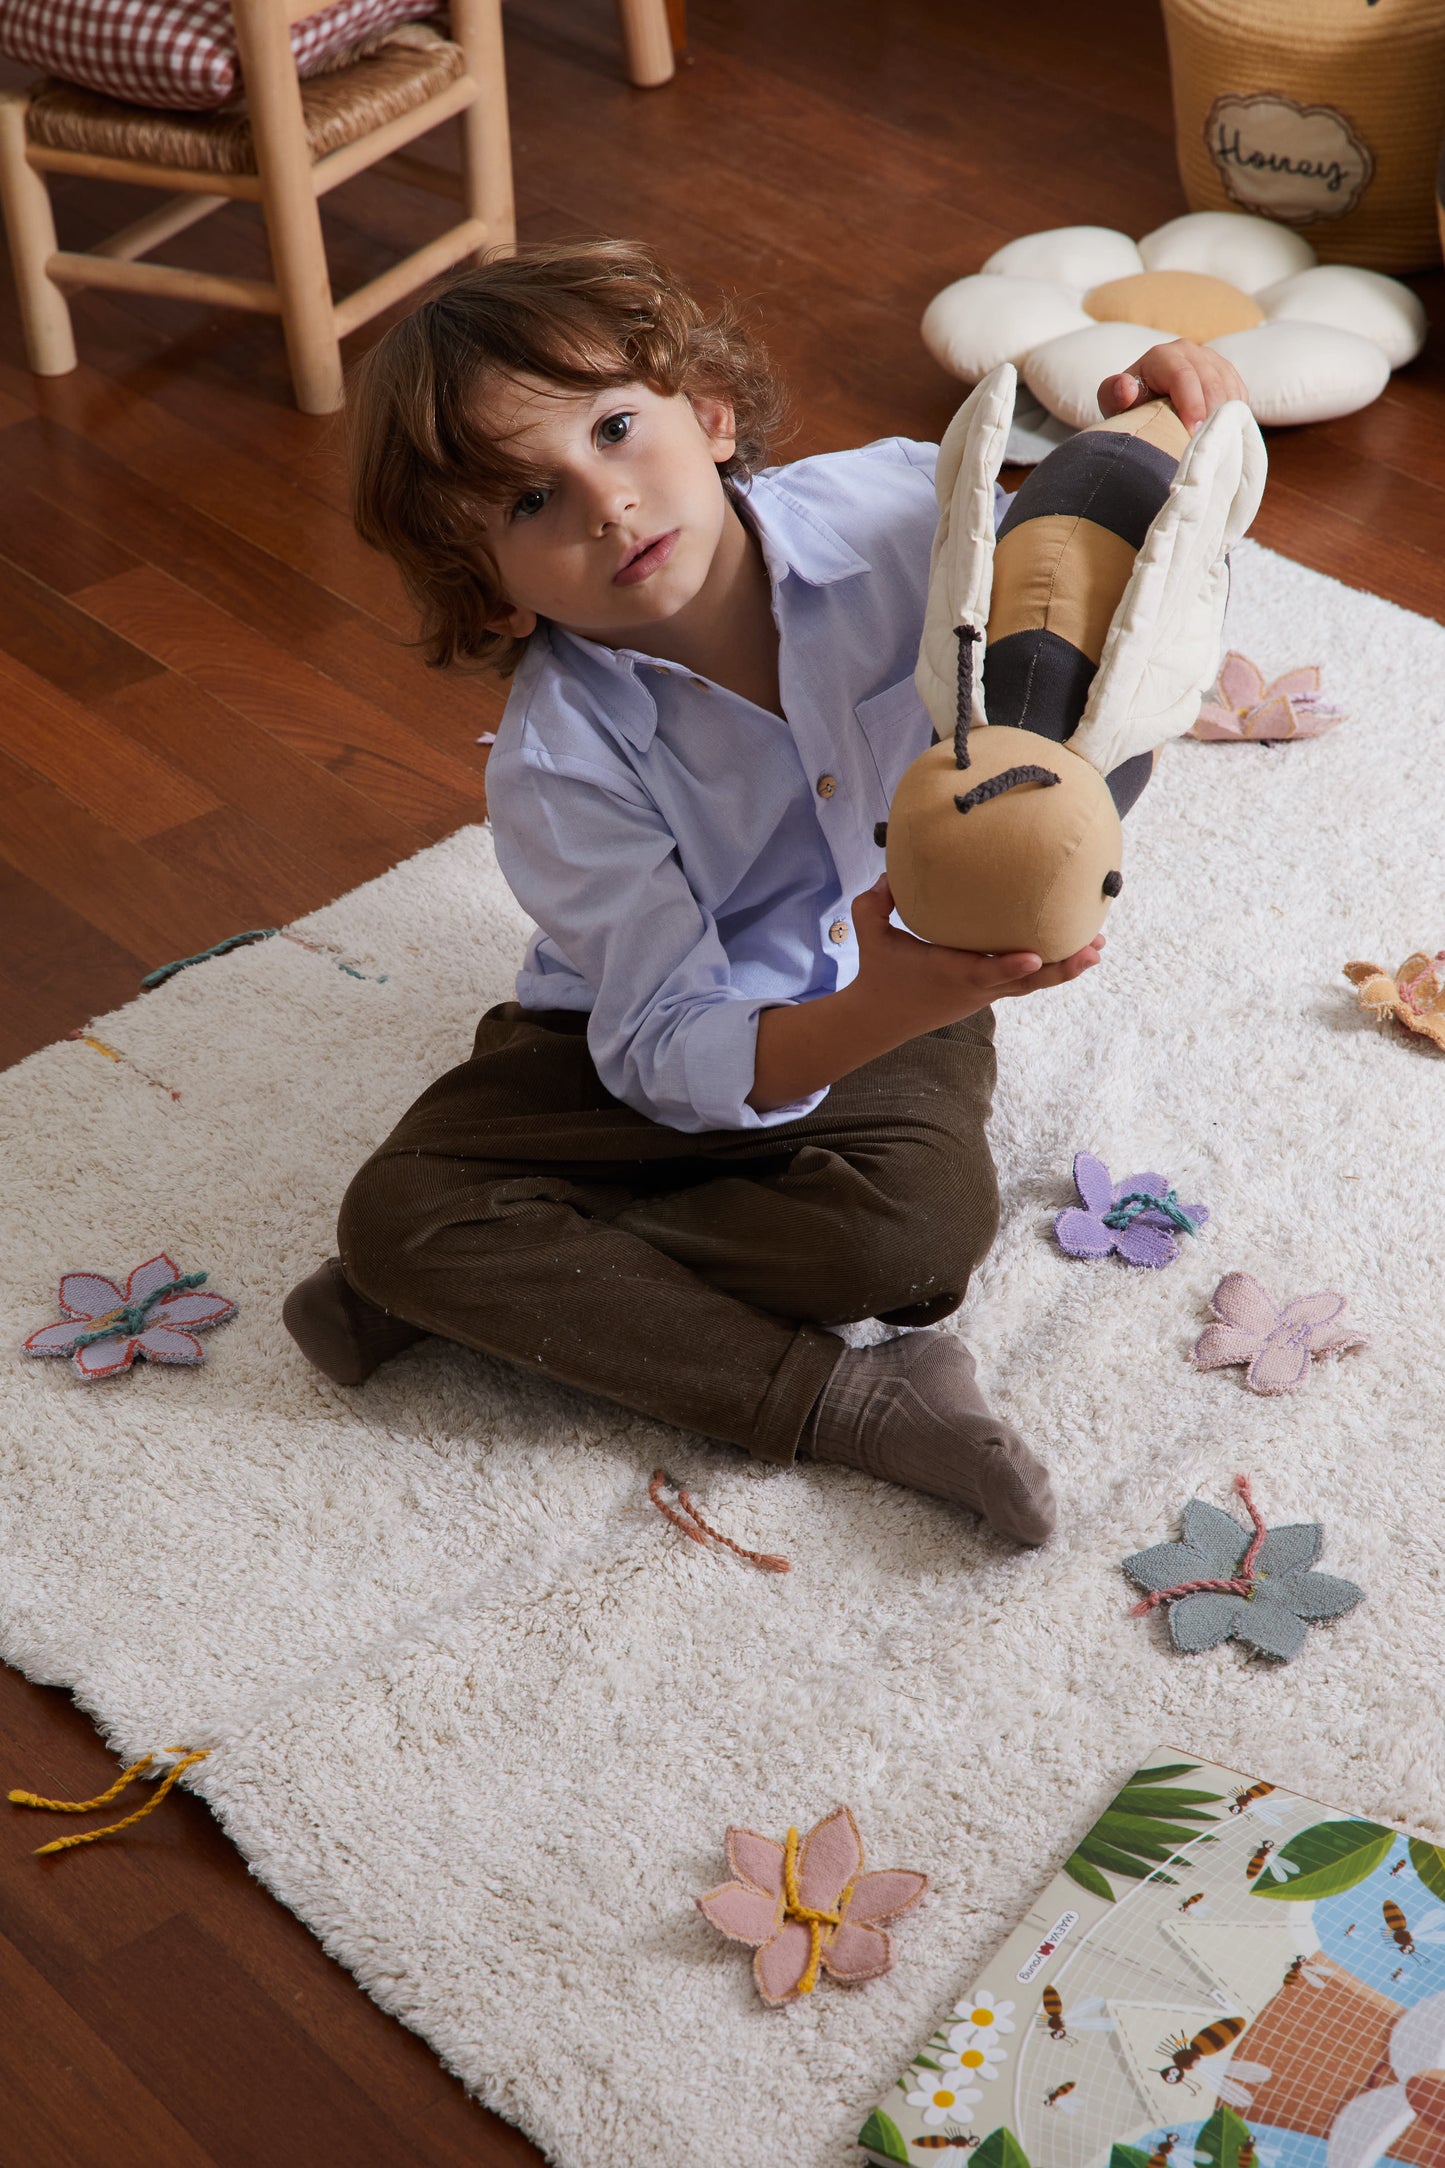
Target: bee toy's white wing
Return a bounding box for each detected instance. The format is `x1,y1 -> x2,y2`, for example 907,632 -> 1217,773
1070,398 -> 1267,781
914,362 -> 1015,740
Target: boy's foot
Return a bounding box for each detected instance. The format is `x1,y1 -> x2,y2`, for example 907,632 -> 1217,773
804,1331 -> 1056,1546
282,1257 -> 426,1385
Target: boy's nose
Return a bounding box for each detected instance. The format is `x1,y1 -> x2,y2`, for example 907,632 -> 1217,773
582,470 -> 639,533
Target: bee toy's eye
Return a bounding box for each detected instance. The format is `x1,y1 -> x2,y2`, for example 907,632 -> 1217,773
1102,870 -> 1123,897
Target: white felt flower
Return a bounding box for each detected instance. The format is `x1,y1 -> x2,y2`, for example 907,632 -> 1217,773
942,2034 -> 1009,2079
922,211 -> 1424,430
949,1987 -> 1016,2036
904,2076 -> 983,2127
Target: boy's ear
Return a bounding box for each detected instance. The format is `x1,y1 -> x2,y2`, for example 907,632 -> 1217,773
484,600 -> 539,639
690,394 -> 738,465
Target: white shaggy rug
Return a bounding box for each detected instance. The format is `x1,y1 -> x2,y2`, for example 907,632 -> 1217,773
2,540 -> 1443,2168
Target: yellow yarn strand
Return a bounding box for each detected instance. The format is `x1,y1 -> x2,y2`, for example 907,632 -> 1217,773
781,1825 -> 843,1995
8,1748 -> 209,1856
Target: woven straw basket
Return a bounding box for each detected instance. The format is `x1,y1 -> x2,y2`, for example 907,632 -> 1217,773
1162,0 -> 1445,272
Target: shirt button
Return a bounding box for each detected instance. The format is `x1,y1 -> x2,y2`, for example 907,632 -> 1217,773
816,774 -> 837,798
828,919 -> 850,944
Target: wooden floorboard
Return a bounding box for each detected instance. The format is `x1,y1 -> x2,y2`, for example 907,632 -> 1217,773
0,0 -> 1442,2159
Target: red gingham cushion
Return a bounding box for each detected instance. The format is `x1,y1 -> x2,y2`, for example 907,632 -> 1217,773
0,0 -> 439,111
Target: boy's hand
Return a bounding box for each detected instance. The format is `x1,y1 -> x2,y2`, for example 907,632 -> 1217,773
1097,338 -> 1248,434
851,875 -> 1103,1036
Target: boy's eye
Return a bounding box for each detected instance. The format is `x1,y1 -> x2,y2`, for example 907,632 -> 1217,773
597,411 -> 634,445
511,487 -> 548,520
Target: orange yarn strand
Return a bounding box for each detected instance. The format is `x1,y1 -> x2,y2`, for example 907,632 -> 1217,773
9,1748 -> 209,1856
647,1470 -> 791,1574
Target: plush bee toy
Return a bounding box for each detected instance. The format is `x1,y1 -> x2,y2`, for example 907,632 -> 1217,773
880,362 -> 1267,961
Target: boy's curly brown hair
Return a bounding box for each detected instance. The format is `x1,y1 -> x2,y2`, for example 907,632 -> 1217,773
348,239 -> 790,676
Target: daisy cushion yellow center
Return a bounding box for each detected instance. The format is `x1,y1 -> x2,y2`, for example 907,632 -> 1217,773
1084,270 -> 1264,341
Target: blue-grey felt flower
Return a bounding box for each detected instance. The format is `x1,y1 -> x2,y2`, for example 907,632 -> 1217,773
1123,1498 -> 1364,1662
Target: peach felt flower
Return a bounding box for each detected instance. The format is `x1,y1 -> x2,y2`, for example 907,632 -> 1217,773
1190,652 -> 1345,741
1344,952 -> 1445,1052
1192,1273 -> 1370,1396
696,1806 -> 927,2006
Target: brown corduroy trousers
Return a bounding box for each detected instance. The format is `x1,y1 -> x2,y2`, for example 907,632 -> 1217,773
337,1002 -> 1001,1465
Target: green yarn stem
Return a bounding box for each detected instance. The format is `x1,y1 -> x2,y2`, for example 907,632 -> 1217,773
1101,1188 -> 1198,1237
73,1272 -> 208,1348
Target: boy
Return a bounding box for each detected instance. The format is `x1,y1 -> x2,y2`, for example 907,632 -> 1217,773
284,241 -> 1246,1547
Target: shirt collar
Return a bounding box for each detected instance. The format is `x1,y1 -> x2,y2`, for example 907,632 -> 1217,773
548,472 -> 870,754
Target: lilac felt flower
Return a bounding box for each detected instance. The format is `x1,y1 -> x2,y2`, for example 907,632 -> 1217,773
1054,1152 -> 1208,1269
23,1253 -> 237,1381
1192,1272 -> 1369,1395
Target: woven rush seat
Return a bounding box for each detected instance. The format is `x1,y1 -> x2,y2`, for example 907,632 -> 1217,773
24,22 -> 465,177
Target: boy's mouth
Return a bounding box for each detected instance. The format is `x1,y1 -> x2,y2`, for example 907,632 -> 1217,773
614,530 -> 679,586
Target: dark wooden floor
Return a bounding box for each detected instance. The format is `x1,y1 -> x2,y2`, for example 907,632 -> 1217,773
1,1 -> 1442,2160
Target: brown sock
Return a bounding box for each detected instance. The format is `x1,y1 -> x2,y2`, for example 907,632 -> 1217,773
282,1257 -> 426,1386
804,1332 -> 1056,1546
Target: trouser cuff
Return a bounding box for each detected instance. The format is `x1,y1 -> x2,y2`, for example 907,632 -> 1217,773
746,1325 -> 847,1466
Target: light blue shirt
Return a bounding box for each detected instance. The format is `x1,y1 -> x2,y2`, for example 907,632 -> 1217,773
485,438 -> 1003,1133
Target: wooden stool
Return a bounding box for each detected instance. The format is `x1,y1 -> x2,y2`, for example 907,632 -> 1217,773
0,0 -> 516,413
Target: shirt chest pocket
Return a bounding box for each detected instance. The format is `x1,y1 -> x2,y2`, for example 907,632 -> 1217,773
854,673 -> 932,812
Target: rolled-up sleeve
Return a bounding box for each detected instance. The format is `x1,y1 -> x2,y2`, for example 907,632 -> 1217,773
489,756 -> 825,1134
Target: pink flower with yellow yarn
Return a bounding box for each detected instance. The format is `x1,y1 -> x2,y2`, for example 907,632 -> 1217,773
23,1253 -> 237,1380
1189,652 -> 1345,742
696,1806 -> 928,2006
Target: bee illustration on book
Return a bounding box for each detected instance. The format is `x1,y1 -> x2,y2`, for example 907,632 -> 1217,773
1383,1900 -> 1445,1958
1282,1954 -> 1337,1989
1145,2130 -> 1212,2168
1157,2016 -> 1271,2102
1247,1841 -> 1300,1886
1039,1988 -> 1115,2043
1393,1968 -> 1406,1981
1230,2124 -> 1273,2168
1230,1783 -> 1276,1816
1044,2082 -> 1080,2111
1390,1858 -> 1410,1876
1345,1922 -> 1357,1935
914,2130 -> 982,2152
1178,1892 -> 1209,1916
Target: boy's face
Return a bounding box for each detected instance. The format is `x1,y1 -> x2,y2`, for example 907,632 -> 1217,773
475,375 -> 738,645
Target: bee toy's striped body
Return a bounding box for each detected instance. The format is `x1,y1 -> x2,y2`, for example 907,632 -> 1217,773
885,365 -> 1266,961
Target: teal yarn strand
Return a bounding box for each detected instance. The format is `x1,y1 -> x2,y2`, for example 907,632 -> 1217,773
73,1273 -> 209,1349
141,931 -> 277,990
1101,1189 -> 1199,1237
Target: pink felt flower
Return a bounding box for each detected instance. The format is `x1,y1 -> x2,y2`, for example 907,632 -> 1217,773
22,1253 -> 237,1381
1190,652 -> 1344,742
1191,1272 -> 1370,1396
696,1805 -> 928,2006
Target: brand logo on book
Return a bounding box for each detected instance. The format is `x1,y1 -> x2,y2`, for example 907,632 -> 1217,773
1017,1907 -> 1081,1983
1205,93 -> 1373,223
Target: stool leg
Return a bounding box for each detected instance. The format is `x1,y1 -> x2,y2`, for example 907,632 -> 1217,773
616,0 -> 675,85
231,1 -> 342,414
0,94 -> 77,376
452,0 -> 516,246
